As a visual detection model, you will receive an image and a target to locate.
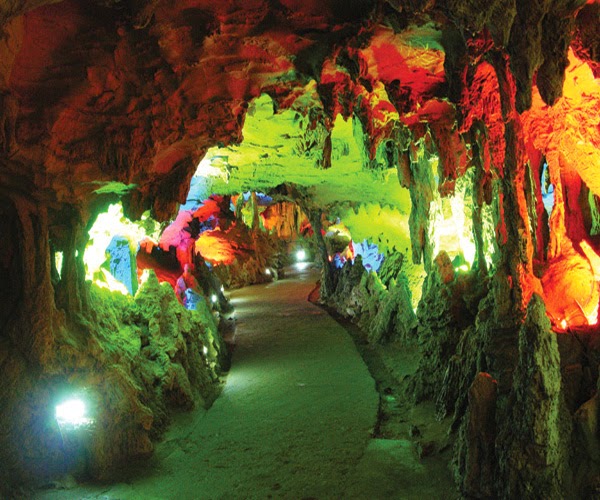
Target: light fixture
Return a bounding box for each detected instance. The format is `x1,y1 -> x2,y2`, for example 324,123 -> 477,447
265,268 -> 271,275
211,294 -> 218,303
296,249 -> 306,262
55,398 -> 92,428
54,251 -> 64,278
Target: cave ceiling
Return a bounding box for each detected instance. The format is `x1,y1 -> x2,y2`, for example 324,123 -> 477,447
0,0 -> 599,226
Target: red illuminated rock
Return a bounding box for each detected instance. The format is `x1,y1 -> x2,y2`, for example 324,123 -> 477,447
542,241 -> 599,328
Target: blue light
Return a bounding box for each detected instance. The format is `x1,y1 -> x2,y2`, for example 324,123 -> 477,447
180,176 -> 212,211
183,288 -> 203,310
541,162 -> 555,217
242,192 -> 273,205
106,236 -> 136,295
332,253 -> 346,269
353,239 -> 384,273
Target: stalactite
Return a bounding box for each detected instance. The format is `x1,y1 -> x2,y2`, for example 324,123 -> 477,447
469,123 -> 490,275
53,208 -> 89,319
3,194 -> 59,364
490,52 -> 538,310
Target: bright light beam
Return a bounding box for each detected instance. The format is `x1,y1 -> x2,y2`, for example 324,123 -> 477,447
55,398 -> 92,428
296,249 -> 307,262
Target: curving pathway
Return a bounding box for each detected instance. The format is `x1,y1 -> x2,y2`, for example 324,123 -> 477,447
38,266 -> 379,499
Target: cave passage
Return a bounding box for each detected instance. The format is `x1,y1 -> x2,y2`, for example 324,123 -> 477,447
37,266 -> 389,499
3,1 -> 600,498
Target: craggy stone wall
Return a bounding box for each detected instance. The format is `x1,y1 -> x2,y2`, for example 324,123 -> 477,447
0,270 -> 225,493
1,0 -> 600,496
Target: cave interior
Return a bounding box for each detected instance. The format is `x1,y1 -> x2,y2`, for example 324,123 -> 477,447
1,0 -> 600,498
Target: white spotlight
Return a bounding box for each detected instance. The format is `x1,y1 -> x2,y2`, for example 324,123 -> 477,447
296,249 -> 306,262
55,398 -> 91,428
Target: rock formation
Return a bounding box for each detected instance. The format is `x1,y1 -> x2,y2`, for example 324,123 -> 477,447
1,0 -> 600,497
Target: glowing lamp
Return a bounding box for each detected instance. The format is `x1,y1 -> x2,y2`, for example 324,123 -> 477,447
211,294 -> 218,304
265,268 -> 272,275
296,249 -> 307,262
54,251 -> 64,278
55,398 -> 91,428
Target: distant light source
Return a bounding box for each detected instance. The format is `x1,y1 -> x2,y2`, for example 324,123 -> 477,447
296,249 -> 307,262
211,294 -> 218,304
55,398 -> 92,428
203,345 -> 208,355
54,251 -> 64,279
265,268 -> 271,275
220,285 -> 225,293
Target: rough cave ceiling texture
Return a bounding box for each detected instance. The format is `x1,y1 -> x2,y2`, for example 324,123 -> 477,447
1,0 -> 599,336
1,0 -> 598,220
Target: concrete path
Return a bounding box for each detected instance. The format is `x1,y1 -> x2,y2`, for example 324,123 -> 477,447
38,266 -> 379,499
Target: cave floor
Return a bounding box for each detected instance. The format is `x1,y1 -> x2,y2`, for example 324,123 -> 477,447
36,266 -> 453,499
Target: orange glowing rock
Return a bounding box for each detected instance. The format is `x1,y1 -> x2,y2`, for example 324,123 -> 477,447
542,242 -> 600,328
523,50 -> 600,201
261,202 -> 307,240
195,229 -> 240,266
580,240 -> 600,281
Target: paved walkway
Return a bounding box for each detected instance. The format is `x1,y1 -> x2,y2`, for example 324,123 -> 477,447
39,266 -> 379,499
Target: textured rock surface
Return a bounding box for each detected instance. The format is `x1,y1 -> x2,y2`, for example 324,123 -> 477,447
454,372 -> 497,498
497,294 -> 571,499
412,251 -> 482,402
0,0 -> 593,221
326,255 -> 418,347
0,271 -> 225,493
1,0 -> 600,497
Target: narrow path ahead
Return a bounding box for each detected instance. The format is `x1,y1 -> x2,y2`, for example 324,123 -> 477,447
39,267 -> 379,499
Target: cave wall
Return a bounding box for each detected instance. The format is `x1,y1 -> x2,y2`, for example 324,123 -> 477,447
1,0 -> 600,496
